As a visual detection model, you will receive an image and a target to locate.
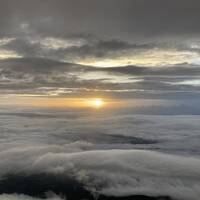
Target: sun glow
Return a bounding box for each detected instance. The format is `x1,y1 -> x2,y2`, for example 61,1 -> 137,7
0,96 -> 109,109
91,99 -> 104,108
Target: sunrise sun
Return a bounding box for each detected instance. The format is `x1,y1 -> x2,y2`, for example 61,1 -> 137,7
91,99 -> 104,108
95,99 -> 103,106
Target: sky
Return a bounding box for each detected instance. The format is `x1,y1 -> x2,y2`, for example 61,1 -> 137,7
0,0 -> 200,110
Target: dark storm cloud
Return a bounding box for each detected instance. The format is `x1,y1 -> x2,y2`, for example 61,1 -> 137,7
1,37 -> 153,60
2,38 -> 42,57
1,0 -> 200,40
52,40 -> 152,59
103,63 -> 200,76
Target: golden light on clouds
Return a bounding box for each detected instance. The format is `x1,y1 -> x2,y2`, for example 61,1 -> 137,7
0,50 -> 22,59
88,98 -> 105,108
77,49 -> 198,67
0,96 -> 107,109
0,94 -> 170,110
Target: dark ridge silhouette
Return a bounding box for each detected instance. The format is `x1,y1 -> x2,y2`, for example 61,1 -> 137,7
0,173 -> 172,200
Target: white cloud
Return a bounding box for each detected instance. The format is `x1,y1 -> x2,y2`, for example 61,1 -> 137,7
78,49 -> 199,67
32,37 -> 86,50
0,38 -> 15,46
168,80 -> 200,87
0,110 -> 200,199
0,49 -> 22,59
0,147 -> 200,200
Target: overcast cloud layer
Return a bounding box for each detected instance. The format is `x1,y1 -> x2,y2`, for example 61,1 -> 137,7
0,0 -> 199,108
1,0 -> 200,39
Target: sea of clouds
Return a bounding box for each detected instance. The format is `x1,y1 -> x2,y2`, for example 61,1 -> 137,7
0,107 -> 200,200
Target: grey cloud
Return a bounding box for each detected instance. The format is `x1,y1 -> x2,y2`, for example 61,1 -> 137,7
57,40 -> 153,59
1,0 -> 200,42
2,38 -> 43,57
0,58 -> 200,99
103,63 -> 200,76
0,58 -> 120,97
1,37 -> 153,60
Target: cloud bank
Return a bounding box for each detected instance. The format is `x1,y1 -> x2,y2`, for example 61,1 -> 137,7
0,109 -> 200,199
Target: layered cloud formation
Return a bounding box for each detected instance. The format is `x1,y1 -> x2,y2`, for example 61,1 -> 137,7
0,57 -> 200,104
0,108 -> 200,199
0,1 -> 200,102
0,33 -> 200,108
